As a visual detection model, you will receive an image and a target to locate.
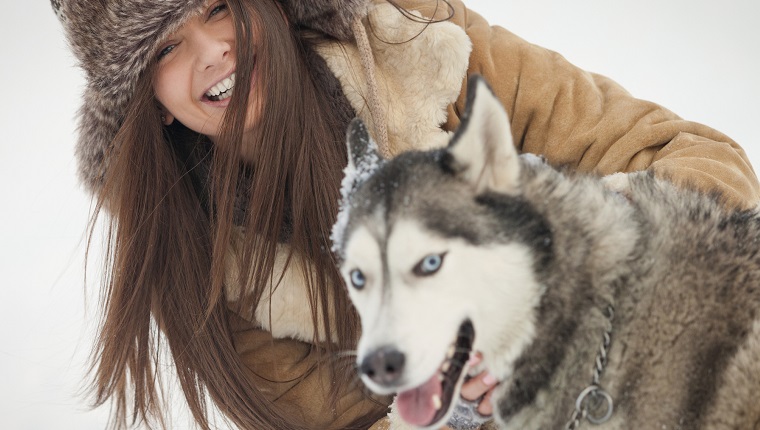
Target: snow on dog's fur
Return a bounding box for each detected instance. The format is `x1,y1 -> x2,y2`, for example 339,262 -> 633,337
332,76 -> 760,429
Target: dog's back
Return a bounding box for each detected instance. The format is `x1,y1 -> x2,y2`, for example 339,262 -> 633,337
597,174 -> 760,429
485,155 -> 760,429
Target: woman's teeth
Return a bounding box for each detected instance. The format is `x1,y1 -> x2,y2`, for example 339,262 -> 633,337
205,74 -> 235,101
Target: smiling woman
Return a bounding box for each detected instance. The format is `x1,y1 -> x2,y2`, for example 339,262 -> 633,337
153,2 -> 247,138
48,0 -> 760,429
54,0 -> 372,428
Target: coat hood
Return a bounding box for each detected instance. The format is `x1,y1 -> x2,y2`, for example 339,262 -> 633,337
51,0 -> 370,194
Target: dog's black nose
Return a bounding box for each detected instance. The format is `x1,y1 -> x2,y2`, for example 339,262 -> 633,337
360,347 -> 405,386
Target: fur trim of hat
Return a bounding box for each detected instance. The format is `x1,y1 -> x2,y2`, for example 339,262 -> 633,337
51,0 -> 370,194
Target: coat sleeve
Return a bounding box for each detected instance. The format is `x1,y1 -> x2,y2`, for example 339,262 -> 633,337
421,0 -> 759,209
227,309 -> 391,429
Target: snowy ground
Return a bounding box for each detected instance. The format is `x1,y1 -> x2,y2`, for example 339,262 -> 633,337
2,0 -> 758,428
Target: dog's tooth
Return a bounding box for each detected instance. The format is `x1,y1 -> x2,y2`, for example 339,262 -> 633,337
447,345 -> 455,359
441,361 -> 450,373
432,394 -> 442,410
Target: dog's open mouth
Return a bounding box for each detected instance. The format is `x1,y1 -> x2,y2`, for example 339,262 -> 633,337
396,320 -> 475,427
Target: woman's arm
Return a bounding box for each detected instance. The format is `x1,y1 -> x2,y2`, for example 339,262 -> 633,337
435,0 -> 759,209
228,310 -> 392,429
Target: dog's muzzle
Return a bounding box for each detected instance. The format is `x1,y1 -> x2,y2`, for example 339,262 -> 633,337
359,320 -> 475,427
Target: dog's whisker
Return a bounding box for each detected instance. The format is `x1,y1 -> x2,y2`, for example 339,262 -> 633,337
341,349 -> 359,357
326,351 -> 358,365
328,358 -> 360,374
332,349 -> 359,358
342,370 -> 392,404
326,352 -> 397,405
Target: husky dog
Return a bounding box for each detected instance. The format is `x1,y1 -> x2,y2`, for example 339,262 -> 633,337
331,76 -> 760,429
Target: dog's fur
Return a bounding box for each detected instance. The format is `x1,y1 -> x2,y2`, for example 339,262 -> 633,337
331,76 -> 760,429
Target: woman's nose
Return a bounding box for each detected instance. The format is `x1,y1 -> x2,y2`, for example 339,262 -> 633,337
191,28 -> 232,71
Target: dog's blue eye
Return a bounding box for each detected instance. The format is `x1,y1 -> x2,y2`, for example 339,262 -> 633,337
422,255 -> 441,272
350,269 -> 366,289
414,253 -> 446,276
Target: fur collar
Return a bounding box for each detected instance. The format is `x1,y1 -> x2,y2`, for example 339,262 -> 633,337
316,2 -> 471,155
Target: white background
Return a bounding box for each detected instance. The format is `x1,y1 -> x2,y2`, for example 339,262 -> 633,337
2,0 -> 758,428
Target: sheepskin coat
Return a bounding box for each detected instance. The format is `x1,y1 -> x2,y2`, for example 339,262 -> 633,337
225,1 -> 760,428
55,0 -> 760,427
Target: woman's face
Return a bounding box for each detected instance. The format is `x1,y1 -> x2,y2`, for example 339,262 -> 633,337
154,1 -> 257,138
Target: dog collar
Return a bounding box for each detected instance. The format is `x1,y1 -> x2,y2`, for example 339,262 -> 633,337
565,305 -> 615,429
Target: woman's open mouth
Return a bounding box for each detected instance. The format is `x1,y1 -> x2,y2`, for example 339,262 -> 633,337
204,73 -> 235,102
396,320 -> 475,427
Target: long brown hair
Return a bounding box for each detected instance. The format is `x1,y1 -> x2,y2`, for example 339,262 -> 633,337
87,0 -> 366,428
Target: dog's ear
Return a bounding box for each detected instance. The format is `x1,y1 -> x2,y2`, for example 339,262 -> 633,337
346,117 -> 383,172
341,117 -> 384,196
332,118 -> 384,260
446,75 -> 520,195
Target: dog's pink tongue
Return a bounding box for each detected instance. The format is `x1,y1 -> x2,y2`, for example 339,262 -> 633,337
396,374 -> 442,427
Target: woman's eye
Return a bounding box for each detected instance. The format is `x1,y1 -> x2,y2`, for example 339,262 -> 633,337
349,269 -> 366,290
208,2 -> 228,19
414,253 -> 446,276
157,44 -> 176,61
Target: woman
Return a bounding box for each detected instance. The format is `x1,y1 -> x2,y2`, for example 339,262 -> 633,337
52,0 -> 759,429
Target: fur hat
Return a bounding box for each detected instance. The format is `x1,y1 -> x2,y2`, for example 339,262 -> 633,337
51,0 -> 369,194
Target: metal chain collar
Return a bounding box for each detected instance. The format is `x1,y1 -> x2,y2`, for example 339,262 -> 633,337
565,305 -> 615,430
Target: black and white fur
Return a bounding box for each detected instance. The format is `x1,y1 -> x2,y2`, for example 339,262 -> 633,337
332,76 -> 760,429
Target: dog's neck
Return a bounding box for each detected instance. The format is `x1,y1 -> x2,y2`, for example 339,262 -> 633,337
563,305 -> 615,429
492,182 -> 666,428
494,300 -> 618,426
493,164 -> 643,427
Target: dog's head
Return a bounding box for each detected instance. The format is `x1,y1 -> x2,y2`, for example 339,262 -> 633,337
332,76 -> 551,428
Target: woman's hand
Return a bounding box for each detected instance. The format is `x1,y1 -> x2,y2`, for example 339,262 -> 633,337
402,353 -> 499,430
460,352 -> 498,416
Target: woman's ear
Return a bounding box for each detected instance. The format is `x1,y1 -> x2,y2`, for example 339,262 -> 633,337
157,103 -> 175,126
161,112 -> 175,126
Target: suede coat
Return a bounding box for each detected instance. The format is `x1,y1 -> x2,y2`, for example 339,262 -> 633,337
225,1 -> 760,429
